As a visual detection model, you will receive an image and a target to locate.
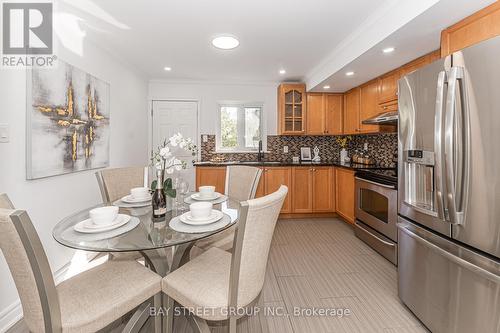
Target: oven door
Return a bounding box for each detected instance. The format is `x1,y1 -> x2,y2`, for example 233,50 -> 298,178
355,177 -> 397,241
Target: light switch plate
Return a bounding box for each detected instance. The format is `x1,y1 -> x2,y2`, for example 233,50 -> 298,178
283,146 -> 288,153
364,142 -> 368,151
202,135 -> 208,143
0,124 -> 9,143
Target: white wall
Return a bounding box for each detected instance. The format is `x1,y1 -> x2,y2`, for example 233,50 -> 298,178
148,80 -> 279,137
0,39 -> 149,330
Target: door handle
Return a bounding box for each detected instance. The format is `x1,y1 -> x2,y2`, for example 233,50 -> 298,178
444,66 -> 470,225
434,71 -> 447,221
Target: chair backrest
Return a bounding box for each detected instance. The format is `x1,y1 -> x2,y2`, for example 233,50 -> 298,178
224,166 -> 262,202
0,194 -> 61,332
96,166 -> 146,203
229,185 -> 287,309
0,193 -> 14,209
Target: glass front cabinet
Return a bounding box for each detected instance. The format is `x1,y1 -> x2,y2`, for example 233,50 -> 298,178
278,83 -> 306,135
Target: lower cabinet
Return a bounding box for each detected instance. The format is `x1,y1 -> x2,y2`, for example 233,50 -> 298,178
335,168 -> 355,224
292,167 -> 335,213
195,167 -> 226,194
263,167 -> 292,213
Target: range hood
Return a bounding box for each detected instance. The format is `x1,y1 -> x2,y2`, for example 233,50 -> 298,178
362,111 -> 398,125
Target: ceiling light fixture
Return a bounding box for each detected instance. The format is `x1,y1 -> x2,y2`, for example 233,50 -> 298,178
164,67 -> 172,71
323,85 -> 330,89
383,47 -> 395,53
212,35 -> 240,50
279,69 -> 286,75
345,71 -> 354,76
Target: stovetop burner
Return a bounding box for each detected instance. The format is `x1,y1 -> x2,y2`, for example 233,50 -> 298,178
355,168 -> 398,188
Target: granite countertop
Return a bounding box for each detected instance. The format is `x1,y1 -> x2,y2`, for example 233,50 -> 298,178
194,160 -> 391,170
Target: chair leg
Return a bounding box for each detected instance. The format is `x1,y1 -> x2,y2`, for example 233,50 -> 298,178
187,314 -> 210,333
153,294 -> 162,333
229,316 -> 237,333
122,300 -> 151,333
163,294 -> 175,333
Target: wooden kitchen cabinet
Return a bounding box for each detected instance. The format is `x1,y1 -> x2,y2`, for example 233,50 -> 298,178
306,93 -> 343,135
441,2 -> 500,57
264,167 -> 292,213
359,79 -> 381,133
278,83 -> 306,135
292,167 -> 334,213
377,70 -> 400,104
195,167 -> 226,194
254,167 -> 265,198
335,168 -> 355,224
343,88 -> 360,135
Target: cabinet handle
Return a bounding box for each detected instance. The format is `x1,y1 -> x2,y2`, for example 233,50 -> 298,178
313,169 -> 316,171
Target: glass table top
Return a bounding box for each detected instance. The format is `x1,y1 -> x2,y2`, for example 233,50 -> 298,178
53,199 -> 240,253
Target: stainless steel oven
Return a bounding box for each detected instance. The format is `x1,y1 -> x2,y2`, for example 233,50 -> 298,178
354,170 -> 398,264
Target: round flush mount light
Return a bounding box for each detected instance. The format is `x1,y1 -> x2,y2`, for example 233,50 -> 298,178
345,71 -> 355,76
383,47 -> 395,54
323,85 -> 330,89
279,69 -> 286,75
164,66 -> 172,71
212,35 -> 240,50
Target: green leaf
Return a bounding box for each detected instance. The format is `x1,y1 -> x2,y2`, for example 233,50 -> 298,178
164,178 -> 173,190
150,180 -> 157,192
165,188 -> 176,198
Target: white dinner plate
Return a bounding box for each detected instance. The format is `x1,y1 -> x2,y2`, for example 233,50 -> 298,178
190,192 -> 221,201
121,194 -> 152,203
179,210 -> 224,225
169,214 -> 231,234
113,199 -> 151,208
74,214 -> 131,233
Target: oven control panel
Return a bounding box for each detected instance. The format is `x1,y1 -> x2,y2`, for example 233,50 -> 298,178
403,150 -> 435,165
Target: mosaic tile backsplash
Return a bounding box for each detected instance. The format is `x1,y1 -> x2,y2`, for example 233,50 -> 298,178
200,133 -> 397,167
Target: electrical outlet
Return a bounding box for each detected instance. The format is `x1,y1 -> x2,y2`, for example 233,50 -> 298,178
364,142 -> 368,151
283,146 -> 289,153
0,124 -> 9,143
202,135 -> 208,143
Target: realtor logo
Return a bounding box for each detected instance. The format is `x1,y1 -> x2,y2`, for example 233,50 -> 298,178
2,2 -> 53,54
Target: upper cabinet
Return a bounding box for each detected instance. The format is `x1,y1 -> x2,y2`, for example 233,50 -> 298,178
377,70 -> 400,105
359,79 -> 380,133
306,93 -> 343,135
343,88 -> 360,135
278,83 -> 306,135
441,2 -> 500,57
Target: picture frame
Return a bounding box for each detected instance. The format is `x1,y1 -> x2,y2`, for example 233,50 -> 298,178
300,147 -> 312,161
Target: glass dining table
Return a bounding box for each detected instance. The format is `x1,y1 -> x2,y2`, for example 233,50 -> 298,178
53,198 -> 240,277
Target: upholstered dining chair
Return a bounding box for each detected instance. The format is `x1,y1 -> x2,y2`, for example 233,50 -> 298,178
0,193 -> 162,333
95,166 -> 147,204
191,165 -> 262,257
162,185 -> 288,333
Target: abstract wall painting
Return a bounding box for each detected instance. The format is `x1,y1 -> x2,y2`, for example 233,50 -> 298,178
27,60 -> 110,179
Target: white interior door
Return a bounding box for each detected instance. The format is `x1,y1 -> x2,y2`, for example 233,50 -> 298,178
152,100 -> 198,190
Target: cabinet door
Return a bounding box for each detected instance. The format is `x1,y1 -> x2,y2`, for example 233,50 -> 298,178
292,167 -> 313,213
343,88 -> 360,134
196,167 -> 226,194
254,167 -> 265,198
278,84 -> 306,135
325,94 -> 343,135
400,56 -> 429,77
378,70 -> 400,104
306,93 -> 325,135
335,168 -> 355,224
312,167 -> 335,212
264,167 -> 291,213
359,80 -> 380,133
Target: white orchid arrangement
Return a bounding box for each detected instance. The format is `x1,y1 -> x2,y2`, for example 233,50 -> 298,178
150,133 -> 198,197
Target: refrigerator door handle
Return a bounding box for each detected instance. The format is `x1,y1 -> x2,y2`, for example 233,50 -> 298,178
444,66 -> 470,225
434,71 -> 447,221
398,224 -> 500,284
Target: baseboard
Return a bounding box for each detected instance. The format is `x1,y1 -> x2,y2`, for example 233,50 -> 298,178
0,262 -> 71,332
279,212 -> 337,219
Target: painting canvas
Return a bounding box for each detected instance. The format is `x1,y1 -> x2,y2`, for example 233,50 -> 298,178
27,61 -> 110,179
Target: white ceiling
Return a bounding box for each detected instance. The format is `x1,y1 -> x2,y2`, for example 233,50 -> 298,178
55,0 -> 495,90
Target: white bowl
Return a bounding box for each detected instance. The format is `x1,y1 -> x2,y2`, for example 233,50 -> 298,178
89,206 -> 119,226
198,185 -> 215,198
189,202 -> 213,220
130,187 -> 150,199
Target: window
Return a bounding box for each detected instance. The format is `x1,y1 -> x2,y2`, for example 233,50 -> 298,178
217,103 -> 264,151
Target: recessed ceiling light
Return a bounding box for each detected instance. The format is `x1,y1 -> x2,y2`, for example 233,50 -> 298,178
345,71 -> 354,76
383,47 -> 395,53
279,69 -> 286,75
212,35 -> 239,50
323,85 -> 330,89
164,67 -> 172,71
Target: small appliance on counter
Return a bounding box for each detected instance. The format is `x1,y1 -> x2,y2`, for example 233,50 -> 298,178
354,169 -> 398,265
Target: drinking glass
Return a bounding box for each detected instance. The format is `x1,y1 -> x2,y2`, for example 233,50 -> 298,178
175,178 -> 190,211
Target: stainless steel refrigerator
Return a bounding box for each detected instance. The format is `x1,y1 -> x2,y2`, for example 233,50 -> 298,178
398,36 -> 500,333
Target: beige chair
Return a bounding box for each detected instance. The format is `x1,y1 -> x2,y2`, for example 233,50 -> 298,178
191,166 -> 262,257
163,185 -> 287,333
95,166 -> 147,204
0,193 -> 162,333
